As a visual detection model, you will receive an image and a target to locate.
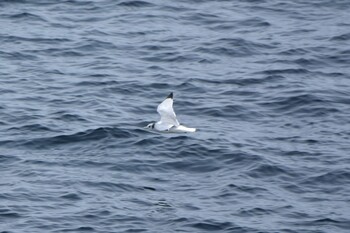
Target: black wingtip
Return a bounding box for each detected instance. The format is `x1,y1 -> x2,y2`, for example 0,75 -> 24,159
167,92 -> 173,99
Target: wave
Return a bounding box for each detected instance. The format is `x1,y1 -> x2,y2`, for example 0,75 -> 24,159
195,38 -> 274,57
7,12 -> 46,22
118,1 -> 154,7
1,0 -> 349,232
301,170 -> 350,186
0,127 -> 135,149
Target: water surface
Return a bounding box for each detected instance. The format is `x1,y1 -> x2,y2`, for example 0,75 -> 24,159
1,0 -> 350,232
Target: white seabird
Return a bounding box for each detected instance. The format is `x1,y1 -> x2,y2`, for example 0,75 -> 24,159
145,92 -> 196,133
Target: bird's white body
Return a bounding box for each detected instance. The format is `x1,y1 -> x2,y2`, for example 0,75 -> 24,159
154,123 -> 196,133
146,93 -> 196,133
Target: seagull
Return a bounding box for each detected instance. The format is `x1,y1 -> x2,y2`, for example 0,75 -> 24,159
145,92 -> 196,133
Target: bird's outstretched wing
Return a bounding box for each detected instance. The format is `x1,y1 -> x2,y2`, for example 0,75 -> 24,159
157,92 -> 180,127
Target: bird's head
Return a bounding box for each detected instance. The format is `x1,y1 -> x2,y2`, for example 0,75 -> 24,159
145,122 -> 155,129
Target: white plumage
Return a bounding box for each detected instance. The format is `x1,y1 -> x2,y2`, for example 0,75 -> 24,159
146,93 -> 196,133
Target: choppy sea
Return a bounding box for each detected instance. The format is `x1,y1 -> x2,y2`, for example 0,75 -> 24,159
1,0 -> 350,232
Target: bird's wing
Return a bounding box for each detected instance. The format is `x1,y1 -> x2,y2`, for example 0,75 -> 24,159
157,92 -> 180,127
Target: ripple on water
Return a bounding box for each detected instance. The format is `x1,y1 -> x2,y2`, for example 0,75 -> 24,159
1,0 -> 350,232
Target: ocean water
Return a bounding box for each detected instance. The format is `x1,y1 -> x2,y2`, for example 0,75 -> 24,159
1,0 -> 350,232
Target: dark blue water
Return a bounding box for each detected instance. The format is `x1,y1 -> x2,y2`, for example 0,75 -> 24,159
1,0 -> 350,232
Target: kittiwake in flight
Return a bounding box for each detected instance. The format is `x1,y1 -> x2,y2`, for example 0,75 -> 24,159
145,92 -> 196,133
